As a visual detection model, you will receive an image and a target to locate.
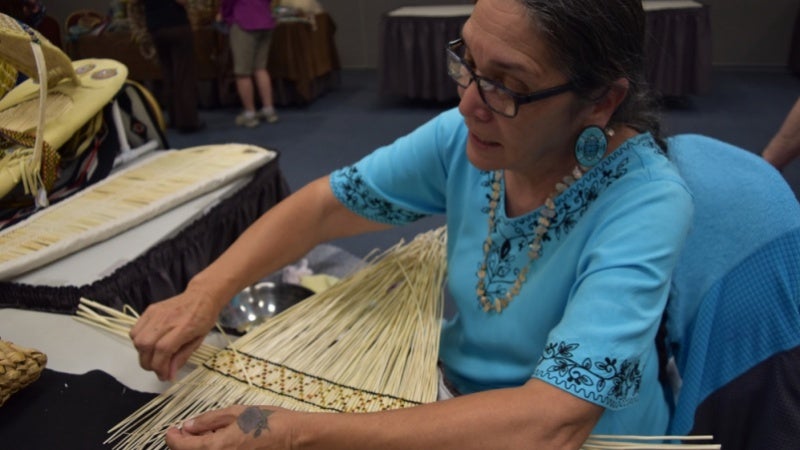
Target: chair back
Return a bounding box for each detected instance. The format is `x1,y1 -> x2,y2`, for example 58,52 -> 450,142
665,134 -> 800,449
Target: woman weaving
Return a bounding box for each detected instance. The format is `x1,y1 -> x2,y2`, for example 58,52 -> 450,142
131,0 -> 693,448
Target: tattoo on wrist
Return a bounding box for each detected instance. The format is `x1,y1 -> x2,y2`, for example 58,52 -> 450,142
237,407 -> 273,438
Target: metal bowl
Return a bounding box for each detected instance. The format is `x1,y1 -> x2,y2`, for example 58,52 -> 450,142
218,281 -> 315,334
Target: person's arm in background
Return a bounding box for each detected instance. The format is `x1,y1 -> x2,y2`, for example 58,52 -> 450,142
762,97 -> 800,170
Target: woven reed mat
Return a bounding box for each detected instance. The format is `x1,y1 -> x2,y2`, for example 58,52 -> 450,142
0,339 -> 47,407
100,227 -> 447,449
0,144 -> 276,280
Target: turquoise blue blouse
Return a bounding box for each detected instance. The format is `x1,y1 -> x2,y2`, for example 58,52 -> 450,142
330,108 -> 693,435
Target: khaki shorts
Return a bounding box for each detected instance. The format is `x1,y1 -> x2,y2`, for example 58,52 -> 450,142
229,24 -> 274,76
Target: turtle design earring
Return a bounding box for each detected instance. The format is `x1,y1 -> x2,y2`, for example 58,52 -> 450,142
574,125 -> 608,168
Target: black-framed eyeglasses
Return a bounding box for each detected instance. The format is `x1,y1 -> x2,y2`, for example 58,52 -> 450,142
446,38 -> 574,118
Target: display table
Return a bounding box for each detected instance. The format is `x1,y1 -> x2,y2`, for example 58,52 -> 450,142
0,155 -> 291,315
379,1 -> 711,102
379,5 -> 473,103
65,27 -> 218,84
643,1 -> 712,97
265,14 -> 342,105
66,13 -> 341,106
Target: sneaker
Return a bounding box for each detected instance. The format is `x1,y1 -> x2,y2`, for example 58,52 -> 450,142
258,109 -> 279,124
235,112 -> 259,128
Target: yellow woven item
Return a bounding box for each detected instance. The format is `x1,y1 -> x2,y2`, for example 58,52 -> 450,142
0,339 -> 47,407
0,13 -> 127,208
0,59 -> 16,101
0,57 -> 127,207
0,13 -> 77,87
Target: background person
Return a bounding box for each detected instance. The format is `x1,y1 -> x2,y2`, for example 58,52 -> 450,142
131,0 -> 694,448
762,97 -> 800,170
128,0 -> 204,133
220,0 -> 279,128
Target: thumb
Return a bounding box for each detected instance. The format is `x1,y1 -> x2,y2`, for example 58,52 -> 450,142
180,407 -> 240,435
169,336 -> 205,380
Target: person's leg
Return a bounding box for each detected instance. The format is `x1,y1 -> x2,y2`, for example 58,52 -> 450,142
229,24 -> 259,127
253,68 -> 273,111
151,29 -> 177,128
165,25 -> 202,130
252,29 -> 277,122
235,76 -> 257,112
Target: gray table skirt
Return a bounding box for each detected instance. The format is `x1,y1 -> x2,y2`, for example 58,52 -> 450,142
379,5 -> 712,102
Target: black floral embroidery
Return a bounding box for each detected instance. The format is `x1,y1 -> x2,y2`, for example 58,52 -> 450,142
536,341 -> 642,408
331,166 -> 428,225
478,134 -> 664,300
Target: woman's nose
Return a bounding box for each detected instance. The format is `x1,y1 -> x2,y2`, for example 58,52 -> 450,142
457,80 -> 492,122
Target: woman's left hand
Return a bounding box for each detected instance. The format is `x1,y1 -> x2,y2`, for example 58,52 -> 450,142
165,405 -> 293,450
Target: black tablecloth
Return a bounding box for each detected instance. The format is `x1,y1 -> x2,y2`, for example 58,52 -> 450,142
379,13 -> 468,103
379,5 -> 712,101
644,5 -> 712,97
0,369 -> 157,450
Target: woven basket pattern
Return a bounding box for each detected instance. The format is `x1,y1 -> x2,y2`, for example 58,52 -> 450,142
0,59 -> 16,101
0,339 -> 47,407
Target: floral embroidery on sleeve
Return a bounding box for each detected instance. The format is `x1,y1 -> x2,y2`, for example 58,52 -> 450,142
534,341 -> 643,409
330,166 -> 428,225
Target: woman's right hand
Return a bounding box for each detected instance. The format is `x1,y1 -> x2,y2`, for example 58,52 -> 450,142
130,288 -> 221,381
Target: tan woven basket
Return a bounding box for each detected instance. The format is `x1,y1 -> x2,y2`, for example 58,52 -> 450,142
0,339 -> 47,407
0,59 -> 16,101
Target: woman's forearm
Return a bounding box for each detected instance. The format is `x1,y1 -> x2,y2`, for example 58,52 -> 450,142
292,379 -> 602,450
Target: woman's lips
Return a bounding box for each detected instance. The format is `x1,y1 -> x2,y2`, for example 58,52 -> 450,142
470,132 -> 500,149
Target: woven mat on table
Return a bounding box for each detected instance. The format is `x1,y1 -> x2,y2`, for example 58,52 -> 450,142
0,144 -> 276,280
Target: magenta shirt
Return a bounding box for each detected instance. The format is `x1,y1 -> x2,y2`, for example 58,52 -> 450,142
220,0 -> 276,30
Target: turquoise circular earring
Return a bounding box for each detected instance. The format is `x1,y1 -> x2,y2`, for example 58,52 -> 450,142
574,126 -> 607,168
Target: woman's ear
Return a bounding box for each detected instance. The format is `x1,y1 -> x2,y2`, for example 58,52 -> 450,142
588,78 -> 630,125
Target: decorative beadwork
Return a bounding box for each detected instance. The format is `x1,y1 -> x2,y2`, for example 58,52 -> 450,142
574,126 -> 607,168
204,349 -> 422,413
476,166 -> 584,313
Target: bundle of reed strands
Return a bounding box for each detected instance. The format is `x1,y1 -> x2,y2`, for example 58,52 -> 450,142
582,435 -> 720,449
79,227 -> 448,449
0,144 -> 275,279
75,299 -> 220,366
77,227 -> 720,450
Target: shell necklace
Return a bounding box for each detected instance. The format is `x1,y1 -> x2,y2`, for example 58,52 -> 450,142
476,166 -> 585,313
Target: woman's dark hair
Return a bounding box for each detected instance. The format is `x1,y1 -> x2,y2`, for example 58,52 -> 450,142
521,0 -> 666,149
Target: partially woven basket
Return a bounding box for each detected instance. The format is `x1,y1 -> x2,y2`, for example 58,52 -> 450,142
0,339 -> 47,407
